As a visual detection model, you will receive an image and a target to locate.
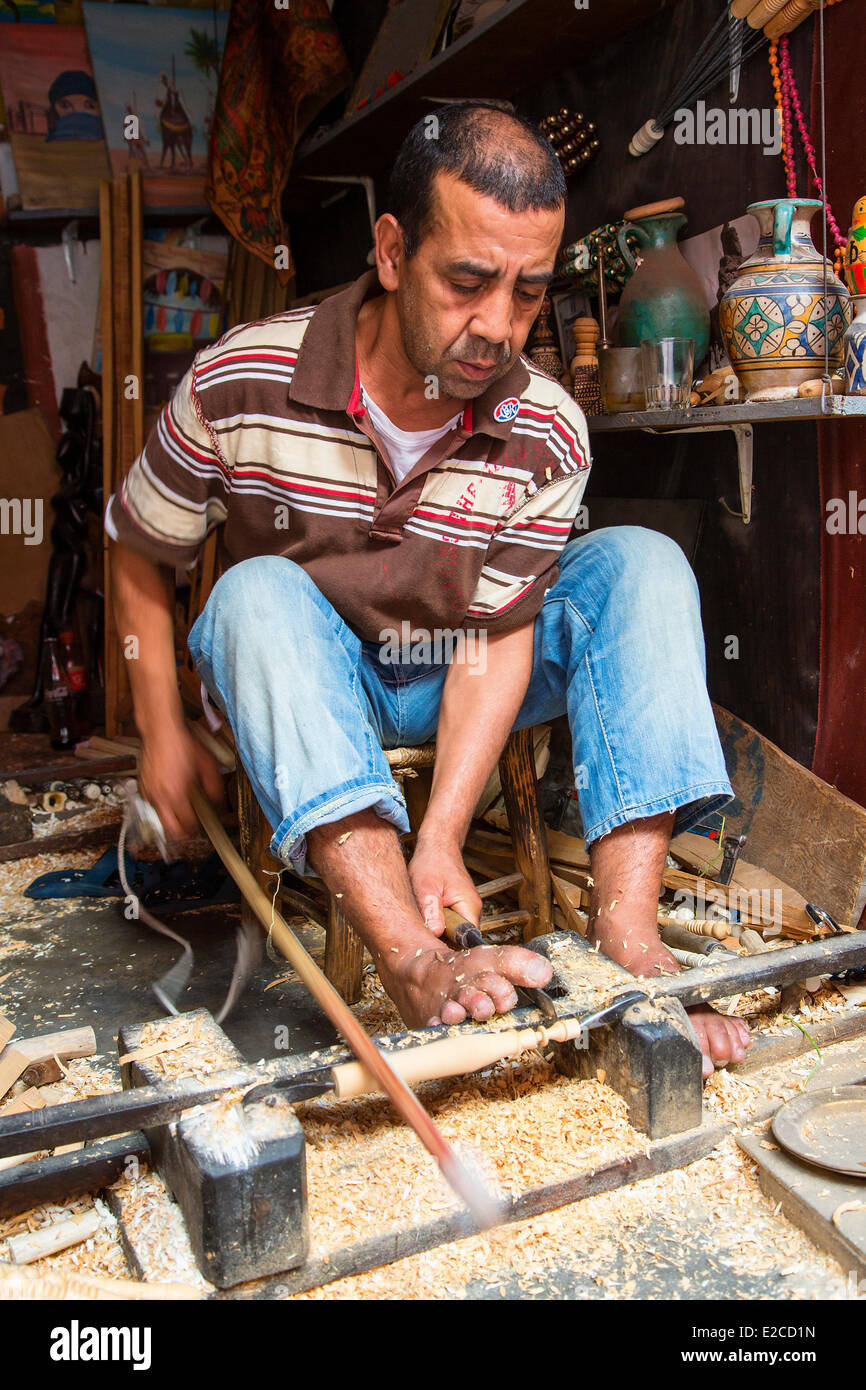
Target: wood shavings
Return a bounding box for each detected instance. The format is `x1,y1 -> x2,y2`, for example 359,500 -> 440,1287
832,1201 -> 866,1229
134,1015 -> 236,1081
106,1169 -> 213,1292
289,1131 -> 852,1301
295,1053 -> 643,1260
337,832 -> 353,845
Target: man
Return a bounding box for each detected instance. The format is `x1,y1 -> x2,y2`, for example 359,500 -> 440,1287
107,102 -> 749,1075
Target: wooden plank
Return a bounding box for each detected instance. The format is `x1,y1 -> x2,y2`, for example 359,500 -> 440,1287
129,166 -> 144,460
551,874 -> 589,935
730,1006 -> 866,1074
0,1017 -> 14,1051
0,1048 -> 28,1101
0,819 -> 123,864
738,1130 -> 866,1280
714,704 -> 866,928
0,1133 -> 150,1222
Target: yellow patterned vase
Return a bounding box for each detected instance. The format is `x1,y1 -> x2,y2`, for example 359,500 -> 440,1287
720,198 -> 851,399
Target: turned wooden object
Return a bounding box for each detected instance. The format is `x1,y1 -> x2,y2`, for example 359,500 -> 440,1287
745,0 -> 792,26
8,1209 -> 101,1265
331,1015 -> 586,1101
570,316 -> 600,367
765,0 -> 819,38
498,728 -> 554,939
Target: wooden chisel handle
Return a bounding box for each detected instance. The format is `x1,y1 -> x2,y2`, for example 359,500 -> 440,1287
442,906 -> 483,950
332,1027 -> 533,1099
331,1015 -> 587,1100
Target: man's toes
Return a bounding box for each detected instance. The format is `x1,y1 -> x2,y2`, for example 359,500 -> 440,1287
497,946 -> 553,989
471,971 -> 518,1014
440,999 -> 468,1025
455,986 -> 495,1021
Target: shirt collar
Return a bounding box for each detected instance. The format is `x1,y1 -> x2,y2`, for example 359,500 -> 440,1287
289,268 -> 532,442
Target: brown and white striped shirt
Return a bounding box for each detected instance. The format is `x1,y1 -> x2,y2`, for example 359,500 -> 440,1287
105,270 -> 592,639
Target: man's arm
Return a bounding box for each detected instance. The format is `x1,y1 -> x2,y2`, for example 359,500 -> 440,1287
110,539 -> 223,841
409,621 -> 535,932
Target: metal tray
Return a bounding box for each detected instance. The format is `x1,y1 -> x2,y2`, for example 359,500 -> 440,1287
772,1086 -> 866,1179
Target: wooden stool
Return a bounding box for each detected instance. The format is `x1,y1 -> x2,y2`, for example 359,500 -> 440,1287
233,727 -> 553,1004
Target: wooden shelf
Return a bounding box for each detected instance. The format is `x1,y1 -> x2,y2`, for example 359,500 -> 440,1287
292,0 -> 682,182
588,396 -> 866,525
587,396 -> 866,432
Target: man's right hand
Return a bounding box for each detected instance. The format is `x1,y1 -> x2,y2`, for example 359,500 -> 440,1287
138,722 -> 225,844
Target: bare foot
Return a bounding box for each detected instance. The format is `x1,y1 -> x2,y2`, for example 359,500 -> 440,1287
588,919 -> 750,1078
375,937 -> 554,1028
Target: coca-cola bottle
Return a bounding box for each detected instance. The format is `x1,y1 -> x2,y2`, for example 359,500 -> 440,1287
41,637 -> 78,750
57,625 -> 91,738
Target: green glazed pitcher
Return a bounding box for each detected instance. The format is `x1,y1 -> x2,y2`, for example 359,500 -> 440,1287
615,211 -> 710,368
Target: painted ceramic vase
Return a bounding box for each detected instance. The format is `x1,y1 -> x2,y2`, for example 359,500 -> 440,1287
844,196 -> 866,295
719,198 -> 851,398
615,211 -> 710,368
843,295 -> 866,395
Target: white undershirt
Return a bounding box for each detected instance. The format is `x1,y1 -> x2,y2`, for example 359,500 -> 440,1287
361,385 -> 462,484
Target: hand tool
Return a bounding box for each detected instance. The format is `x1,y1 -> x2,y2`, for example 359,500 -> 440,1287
443,906 -> 560,1019
189,787 -> 503,1230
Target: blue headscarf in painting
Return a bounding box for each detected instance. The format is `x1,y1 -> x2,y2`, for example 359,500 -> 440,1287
45,70 -> 104,142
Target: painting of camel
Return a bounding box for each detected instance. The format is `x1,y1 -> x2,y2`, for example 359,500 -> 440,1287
83,2 -> 227,211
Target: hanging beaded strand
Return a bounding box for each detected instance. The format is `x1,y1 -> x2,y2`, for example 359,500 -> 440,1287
778,30 -> 847,275
769,41 -> 797,197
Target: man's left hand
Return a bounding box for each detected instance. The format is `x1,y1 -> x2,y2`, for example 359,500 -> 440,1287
409,833 -> 482,937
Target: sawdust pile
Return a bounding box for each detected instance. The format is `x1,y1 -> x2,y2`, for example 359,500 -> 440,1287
298,1055 -> 644,1257
290,1132 -> 854,1301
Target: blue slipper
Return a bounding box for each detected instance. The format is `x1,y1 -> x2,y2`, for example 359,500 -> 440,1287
24,847 -> 139,900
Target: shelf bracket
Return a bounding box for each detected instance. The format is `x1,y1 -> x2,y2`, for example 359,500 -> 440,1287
643,421 -> 754,525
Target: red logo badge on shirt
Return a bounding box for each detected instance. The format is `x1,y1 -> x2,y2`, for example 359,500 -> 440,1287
494,397 -> 520,423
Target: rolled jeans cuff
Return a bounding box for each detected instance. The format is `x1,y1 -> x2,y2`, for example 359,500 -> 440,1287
582,781 -> 734,847
271,777 -> 410,878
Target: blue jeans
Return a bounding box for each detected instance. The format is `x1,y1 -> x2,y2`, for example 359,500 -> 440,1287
187,527 -> 733,876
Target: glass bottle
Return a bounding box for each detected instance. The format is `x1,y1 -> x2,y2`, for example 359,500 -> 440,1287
41,636 -> 78,750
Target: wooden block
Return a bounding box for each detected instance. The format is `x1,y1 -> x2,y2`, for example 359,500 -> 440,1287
1,1086 -> 46,1116
19,1056 -> 64,1088
551,874 -> 589,936
0,1016 -> 14,1051
16,1027 -> 96,1065
715,704 -> 866,928
0,1047 -> 28,1101
669,830 -> 724,877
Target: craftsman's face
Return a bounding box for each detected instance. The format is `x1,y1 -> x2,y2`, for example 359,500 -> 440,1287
395,172 -> 564,400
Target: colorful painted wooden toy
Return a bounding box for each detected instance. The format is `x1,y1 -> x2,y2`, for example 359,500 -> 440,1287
844,197 -> 866,296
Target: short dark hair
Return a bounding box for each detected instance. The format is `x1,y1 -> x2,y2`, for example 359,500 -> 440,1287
387,100 -> 566,258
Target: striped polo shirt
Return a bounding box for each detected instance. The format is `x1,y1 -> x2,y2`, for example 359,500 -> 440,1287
105,269 -> 592,640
